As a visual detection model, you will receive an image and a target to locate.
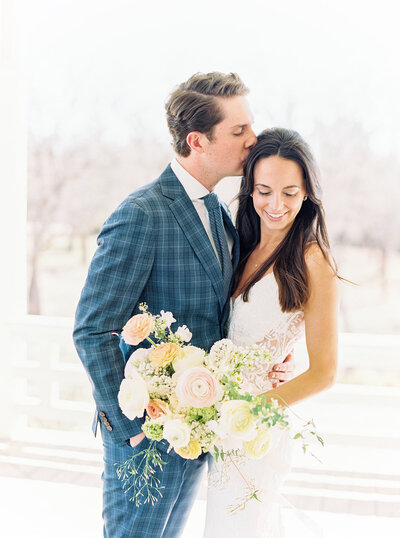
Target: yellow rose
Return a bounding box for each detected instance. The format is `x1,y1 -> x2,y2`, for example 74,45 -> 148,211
175,440 -> 202,460
149,343 -> 180,368
242,429 -> 271,459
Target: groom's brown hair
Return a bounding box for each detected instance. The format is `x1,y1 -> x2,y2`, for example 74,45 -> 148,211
165,72 -> 248,157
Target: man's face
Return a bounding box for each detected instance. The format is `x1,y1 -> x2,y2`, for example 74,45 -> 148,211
202,96 -> 257,180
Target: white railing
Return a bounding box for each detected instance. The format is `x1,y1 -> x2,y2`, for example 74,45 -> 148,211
2,315 -> 400,517
2,315 -> 400,446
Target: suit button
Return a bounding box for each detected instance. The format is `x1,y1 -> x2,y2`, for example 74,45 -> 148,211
99,411 -> 106,417
106,425 -> 113,431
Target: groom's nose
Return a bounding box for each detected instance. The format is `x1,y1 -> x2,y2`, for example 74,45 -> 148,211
245,128 -> 257,149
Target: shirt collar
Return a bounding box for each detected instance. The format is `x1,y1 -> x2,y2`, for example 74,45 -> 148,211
171,158 -> 210,201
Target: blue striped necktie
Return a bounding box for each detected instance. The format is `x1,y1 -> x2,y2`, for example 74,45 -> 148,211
202,193 -> 233,300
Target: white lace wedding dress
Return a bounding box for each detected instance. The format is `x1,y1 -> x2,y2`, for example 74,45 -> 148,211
203,272 -> 308,538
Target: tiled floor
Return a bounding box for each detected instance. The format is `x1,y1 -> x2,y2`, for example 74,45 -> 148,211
0,433 -> 399,537
1,476 -> 399,538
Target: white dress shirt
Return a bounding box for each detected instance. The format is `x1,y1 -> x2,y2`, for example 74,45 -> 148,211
170,159 -> 233,267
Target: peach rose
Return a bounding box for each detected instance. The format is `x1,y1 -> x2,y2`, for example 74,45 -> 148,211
175,440 -> 202,460
149,342 -> 180,368
121,314 -> 154,346
146,399 -> 170,425
175,366 -> 221,408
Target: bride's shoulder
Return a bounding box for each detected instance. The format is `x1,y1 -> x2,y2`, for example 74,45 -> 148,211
304,242 -> 336,281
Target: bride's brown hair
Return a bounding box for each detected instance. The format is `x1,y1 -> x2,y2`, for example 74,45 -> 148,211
234,127 -> 338,312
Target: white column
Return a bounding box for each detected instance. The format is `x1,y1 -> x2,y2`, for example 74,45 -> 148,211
0,0 -> 27,437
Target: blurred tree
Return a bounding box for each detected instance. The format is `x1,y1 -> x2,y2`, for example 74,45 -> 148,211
28,134 -> 171,314
315,118 -> 400,295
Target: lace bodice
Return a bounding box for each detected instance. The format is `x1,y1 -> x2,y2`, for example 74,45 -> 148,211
228,272 -> 304,394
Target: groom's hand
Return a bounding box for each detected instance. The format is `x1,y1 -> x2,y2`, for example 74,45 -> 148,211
129,432 -> 146,447
268,351 -> 295,388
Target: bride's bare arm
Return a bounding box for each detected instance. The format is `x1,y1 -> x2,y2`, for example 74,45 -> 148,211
261,244 -> 338,406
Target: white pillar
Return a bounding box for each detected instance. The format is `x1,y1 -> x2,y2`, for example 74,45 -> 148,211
0,0 -> 27,437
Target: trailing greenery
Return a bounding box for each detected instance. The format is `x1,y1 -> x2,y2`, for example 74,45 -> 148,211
115,441 -> 166,506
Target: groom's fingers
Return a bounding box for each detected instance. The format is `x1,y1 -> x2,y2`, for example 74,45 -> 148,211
279,351 -> 295,368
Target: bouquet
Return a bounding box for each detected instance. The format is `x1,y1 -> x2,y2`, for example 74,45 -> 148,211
116,304 -> 322,510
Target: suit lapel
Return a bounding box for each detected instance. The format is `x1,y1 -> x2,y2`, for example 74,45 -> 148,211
160,166 -> 225,311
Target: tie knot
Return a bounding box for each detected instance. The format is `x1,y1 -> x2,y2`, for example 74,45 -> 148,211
202,192 -> 220,211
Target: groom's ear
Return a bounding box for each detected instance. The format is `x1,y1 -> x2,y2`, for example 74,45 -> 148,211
186,131 -> 206,154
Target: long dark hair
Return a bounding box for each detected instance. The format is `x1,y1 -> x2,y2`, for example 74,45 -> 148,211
234,127 -> 338,312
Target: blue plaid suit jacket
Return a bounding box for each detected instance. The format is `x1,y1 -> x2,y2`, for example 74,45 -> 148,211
73,164 -> 240,444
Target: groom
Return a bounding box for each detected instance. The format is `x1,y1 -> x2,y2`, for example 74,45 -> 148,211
73,72 -> 293,537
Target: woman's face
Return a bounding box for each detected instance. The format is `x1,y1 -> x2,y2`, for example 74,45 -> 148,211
252,155 -> 307,237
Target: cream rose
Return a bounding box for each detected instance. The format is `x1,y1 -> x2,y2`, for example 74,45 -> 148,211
175,366 -> 221,408
172,346 -> 205,374
163,419 -> 191,448
219,400 -> 257,440
118,373 -> 149,420
242,429 -> 271,459
121,313 -> 154,346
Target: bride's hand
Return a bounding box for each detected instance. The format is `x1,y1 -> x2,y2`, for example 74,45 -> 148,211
268,351 -> 295,388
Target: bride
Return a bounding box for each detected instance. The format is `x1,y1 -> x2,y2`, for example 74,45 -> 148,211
203,127 -> 339,537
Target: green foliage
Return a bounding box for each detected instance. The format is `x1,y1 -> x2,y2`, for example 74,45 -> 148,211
228,487 -> 262,514
186,406 -> 218,423
115,441 -> 166,506
142,419 -> 164,441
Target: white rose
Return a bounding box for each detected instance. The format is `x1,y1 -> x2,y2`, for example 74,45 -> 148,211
160,310 -> 176,328
163,419 -> 191,448
219,400 -> 257,440
124,348 -> 150,378
208,421 -> 244,453
118,373 -> 149,420
172,345 -> 205,374
175,325 -> 192,343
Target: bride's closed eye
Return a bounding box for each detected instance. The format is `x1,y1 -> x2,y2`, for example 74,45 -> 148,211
257,189 -> 298,197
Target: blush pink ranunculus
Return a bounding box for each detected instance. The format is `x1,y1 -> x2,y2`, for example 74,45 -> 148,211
121,313 -> 155,346
146,399 -> 170,425
175,366 -> 221,408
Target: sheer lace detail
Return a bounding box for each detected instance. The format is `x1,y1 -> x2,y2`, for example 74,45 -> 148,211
228,273 -> 304,394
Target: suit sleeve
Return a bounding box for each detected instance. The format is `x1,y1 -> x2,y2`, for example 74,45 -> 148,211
73,199 -> 154,443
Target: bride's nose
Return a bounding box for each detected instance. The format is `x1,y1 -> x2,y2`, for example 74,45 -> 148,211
268,194 -> 284,212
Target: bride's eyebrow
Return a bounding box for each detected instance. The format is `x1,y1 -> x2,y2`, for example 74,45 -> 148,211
255,183 -> 300,189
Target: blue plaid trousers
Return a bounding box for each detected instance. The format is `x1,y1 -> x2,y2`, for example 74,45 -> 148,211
102,425 -> 209,537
